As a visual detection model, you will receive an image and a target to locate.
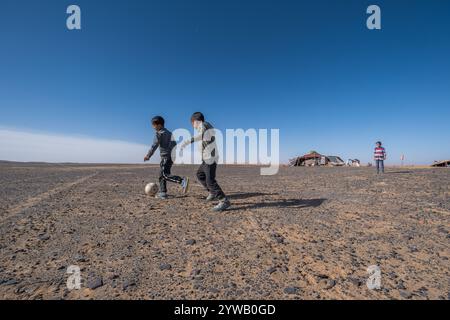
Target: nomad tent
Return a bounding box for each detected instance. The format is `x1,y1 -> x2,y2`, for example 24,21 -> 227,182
289,152 -> 345,167
431,160 -> 450,167
347,159 -> 361,167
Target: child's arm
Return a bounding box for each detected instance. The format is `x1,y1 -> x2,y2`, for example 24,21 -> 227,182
190,131 -> 204,143
144,135 -> 159,161
180,128 -> 203,148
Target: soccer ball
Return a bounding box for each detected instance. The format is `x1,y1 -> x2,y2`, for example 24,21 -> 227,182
144,183 -> 158,196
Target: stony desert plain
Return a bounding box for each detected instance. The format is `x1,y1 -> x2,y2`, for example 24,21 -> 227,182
0,162 -> 449,300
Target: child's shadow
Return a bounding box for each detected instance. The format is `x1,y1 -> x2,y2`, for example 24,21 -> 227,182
193,192 -> 276,201
227,192 -> 278,200
384,171 -> 414,174
228,198 -> 326,211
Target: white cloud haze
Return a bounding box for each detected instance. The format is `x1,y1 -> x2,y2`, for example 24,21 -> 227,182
0,128 -> 155,163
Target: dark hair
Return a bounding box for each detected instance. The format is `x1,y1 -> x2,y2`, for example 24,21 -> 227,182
376,141 -> 382,145
151,116 -> 165,126
191,112 -> 205,122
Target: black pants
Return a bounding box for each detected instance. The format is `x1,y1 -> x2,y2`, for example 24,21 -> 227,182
196,162 -> 226,199
159,157 -> 183,193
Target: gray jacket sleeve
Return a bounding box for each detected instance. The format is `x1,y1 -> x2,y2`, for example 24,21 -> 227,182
146,134 -> 159,159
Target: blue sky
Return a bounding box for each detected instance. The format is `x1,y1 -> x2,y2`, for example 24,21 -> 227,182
1,0 -> 449,164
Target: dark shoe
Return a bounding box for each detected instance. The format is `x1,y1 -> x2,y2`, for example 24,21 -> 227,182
212,198 -> 231,212
181,177 -> 190,194
155,192 -> 168,200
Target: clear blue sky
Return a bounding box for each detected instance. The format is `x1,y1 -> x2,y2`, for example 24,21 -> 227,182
1,0 -> 449,164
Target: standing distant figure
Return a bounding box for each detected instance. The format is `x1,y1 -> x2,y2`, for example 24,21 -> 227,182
374,141 -> 387,174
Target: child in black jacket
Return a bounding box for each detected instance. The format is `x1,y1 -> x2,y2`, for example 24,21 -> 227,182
144,116 -> 189,199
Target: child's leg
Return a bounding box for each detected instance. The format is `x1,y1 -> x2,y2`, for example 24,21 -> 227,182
196,163 -> 209,191
204,162 -> 226,200
380,160 -> 385,173
376,160 -> 380,174
159,161 -> 167,193
161,158 -> 183,185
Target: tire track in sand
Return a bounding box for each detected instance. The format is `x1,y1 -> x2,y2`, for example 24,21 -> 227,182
0,172 -> 99,224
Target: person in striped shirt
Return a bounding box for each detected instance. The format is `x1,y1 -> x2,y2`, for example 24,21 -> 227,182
374,141 -> 387,174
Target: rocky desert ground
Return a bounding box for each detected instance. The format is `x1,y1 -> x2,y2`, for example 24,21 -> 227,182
0,162 -> 449,300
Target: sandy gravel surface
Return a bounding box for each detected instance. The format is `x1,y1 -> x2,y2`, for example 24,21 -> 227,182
0,163 -> 449,299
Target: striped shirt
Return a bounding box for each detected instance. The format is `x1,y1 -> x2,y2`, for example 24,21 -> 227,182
374,147 -> 386,160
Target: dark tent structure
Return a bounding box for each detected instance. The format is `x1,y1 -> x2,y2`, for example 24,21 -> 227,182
289,151 -> 345,167
431,160 -> 450,167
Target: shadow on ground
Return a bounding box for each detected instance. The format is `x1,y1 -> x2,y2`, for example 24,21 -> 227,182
227,192 -> 278,200
384,171 -> 414,174
193,192 -> 277,201
229,198 -> 326,211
